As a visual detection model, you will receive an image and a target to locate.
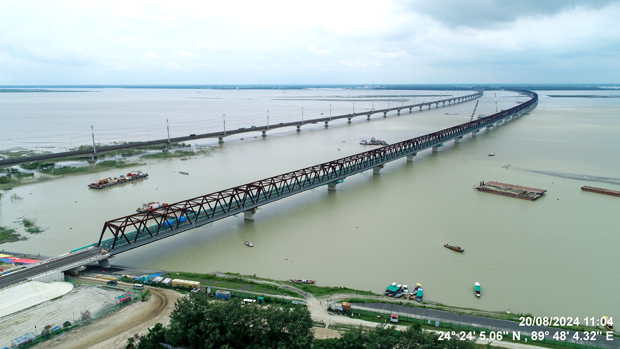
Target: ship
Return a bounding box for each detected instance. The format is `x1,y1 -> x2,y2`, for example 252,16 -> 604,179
444,244 -> 464,252
289,279 -> 315,284
88,171 -> 148,189
474,282 -> 481,297
244,241 -> 254,247
476,181 -> 546,201
360,137 -> 388,145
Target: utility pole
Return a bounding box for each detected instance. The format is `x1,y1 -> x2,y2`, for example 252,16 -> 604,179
329,104 -> 332,120
223,114 -> 226,135
353,102 -> 355,114
267,110 -> 269,129
302,107 -> 304,124
91,125 -> 96,153
166,119 -> 170,144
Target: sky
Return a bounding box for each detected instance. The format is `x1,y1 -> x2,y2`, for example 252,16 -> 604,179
0,0 -> 619,85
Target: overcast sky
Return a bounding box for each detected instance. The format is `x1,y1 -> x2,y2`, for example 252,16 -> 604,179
1,0 -> 619,85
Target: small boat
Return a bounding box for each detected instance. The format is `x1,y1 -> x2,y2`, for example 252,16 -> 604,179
415,288 -> 423,302
474,282 -> 481,297
444,244 -> 464,252
603,316 -> 613,331
244,241 -> 254,247
136,202 -> 168,213
488,153 -> 495,156
360,137 -> 388,146
179,171 -> 189,175
409,283 -> 421,299
384,282 -> 397,295
289,279 -> 316,284
388,284 -> 402,297
395,285 -> 408,298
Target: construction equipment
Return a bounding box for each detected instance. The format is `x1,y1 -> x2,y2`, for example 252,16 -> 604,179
470,100 -> 479,121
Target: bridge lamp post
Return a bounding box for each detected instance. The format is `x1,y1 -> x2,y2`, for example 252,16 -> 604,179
223,113 -> 226,135
302,107 -> 304,124
353,102 -> 355,114
267,110 -> 269,129
329,104 -> 331,120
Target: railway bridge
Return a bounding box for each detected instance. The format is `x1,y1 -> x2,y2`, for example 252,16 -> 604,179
0,90 -> 538,289
0,91 -> 482,168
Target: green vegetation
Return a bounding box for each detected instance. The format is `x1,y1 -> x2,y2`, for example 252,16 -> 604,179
130,292 -> 473,349
141,150 -> 196,159
0,176 -> 9,184
20,161 -> 55,170
0,225 -> 23,244
21,218 -> 44,234
63,321 -> 72,328
140,289 -> 151,301
290,282 -> 376,297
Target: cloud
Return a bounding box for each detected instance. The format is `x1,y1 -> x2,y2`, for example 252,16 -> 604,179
404,0 -> 618,28
168,61 -> 181,69
177,50 -> 197,58
308,45 -> 331,54
142,51 -> 159,60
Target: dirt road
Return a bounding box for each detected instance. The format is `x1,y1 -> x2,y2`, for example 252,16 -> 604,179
35,287 -> 182,349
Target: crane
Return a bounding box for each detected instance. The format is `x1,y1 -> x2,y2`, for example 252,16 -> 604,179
470,100 -> 479,121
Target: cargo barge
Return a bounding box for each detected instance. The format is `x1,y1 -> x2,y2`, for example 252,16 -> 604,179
581,186 -> 620,197
89,171 -> 148,189
476,181 -> 546,201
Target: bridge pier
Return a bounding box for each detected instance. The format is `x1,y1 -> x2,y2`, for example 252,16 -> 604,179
428,105 -> 431,110
406,153 -> 417,162
218,137 -> 224,144
87,157 -> 97,164
435,103 -> 439,108
348,118 -> 352,124
397,109 -> 400,115
162,145 -> 170,153
262,131 -> 267,137
296,125 -> 301,132
409,107 -> 412,113
373,164 -> 385,174
454,136 -> 463,143
432,144 -> 443,152
244,207 -> 259,221
367,115 -> 371,121
98,259 -> 111,268
328,182 -> 338,191
486,125 -> 493,130
472,130 -> 479,137
325,121 -> 329,128
442,102 -> 445,106
383,112 -> 387,118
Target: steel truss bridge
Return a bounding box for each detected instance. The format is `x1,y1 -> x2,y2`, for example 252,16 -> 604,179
0,91 -> 481,168
96,90 -> 538,254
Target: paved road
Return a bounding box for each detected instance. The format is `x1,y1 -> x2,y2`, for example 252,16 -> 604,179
0,248 -> 102,289
353,303 -> 617,349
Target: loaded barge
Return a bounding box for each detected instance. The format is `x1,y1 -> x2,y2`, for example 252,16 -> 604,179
581,186 -> 620,198
89,171 -> 148,189
476,181 -> 546,201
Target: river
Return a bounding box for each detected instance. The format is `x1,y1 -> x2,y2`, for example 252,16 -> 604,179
1,87 -> 618,320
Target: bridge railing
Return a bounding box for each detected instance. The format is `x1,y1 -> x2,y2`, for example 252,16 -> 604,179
98,90 -> 537,251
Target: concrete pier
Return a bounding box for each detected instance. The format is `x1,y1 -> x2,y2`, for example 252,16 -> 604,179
348,118 -> 352,123
373,164 -> 385,174
325,121 -> 329,128
367,115 -> 371,121
383,112 -> 387,118
296,126 -> 301,132
472,130 -> 479,137
262,131 -> 267,137
432,145 -> 442,152
454,136 -> 463,143
98,259 -> 111,268
328,182 -> 338,191
406,153 -> 417,162
397,109 -> 401,115
218,137 -> 224,144
244,207 -> 259,221
486,125 -> 493,130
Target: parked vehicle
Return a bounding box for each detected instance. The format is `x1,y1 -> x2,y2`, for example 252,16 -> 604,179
216,290 -> 231,301
106,280 -> 118,286
133,284 -> 144,290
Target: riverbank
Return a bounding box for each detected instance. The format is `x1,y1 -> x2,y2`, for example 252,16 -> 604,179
0,143 -> 211,190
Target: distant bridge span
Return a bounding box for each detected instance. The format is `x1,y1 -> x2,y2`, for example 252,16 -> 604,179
95,90 -> 537,254
0,91 -> 481,168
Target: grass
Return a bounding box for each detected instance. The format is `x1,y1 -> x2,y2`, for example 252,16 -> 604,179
289,283 -> 376,297
141,150 -> 196,159
21,218 -> 44,234
0,225 -> 24,244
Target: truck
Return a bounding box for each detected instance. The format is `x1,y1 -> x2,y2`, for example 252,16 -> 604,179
215,290 -> 231,301
172,279 -> 200,289
342,302 -> 351,312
